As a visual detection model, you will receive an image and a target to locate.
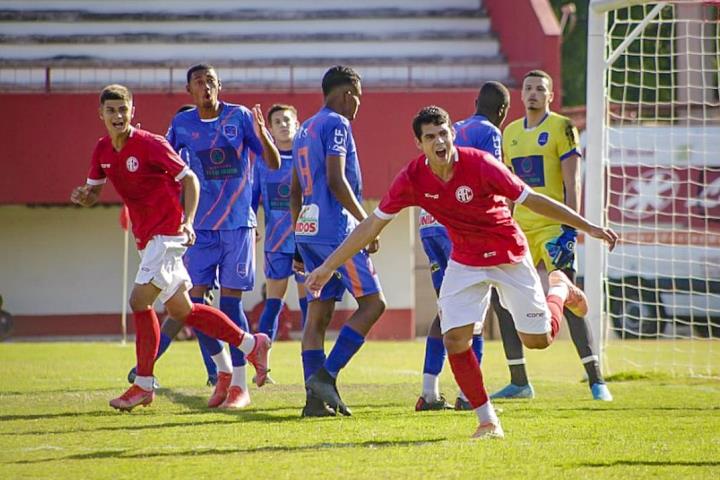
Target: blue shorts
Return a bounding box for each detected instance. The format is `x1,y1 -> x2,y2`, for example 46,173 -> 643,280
421,233 -> 451,291
298,242 -> 382,302
265,250 -> 304,283
184,228 -> 255,291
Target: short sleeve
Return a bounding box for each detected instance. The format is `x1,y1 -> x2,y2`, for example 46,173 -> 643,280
483,154 -> 528,202
558,117 -> 581,161
148,134 -> 189,181
325,118 -> 350,158
375,170 -> 415,219
242,108 -> 264,157
86,140 -> 107,185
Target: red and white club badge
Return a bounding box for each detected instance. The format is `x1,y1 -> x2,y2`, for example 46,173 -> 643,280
455,185 -> 474,203
126,156 -> 139,172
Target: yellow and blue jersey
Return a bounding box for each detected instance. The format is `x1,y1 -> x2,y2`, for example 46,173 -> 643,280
502,111 -> 580,235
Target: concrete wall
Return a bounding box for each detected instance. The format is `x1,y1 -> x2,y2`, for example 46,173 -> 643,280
0,202 -> 414,332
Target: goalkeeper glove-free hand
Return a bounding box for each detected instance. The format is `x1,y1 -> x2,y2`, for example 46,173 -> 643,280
545,225 -> 577,270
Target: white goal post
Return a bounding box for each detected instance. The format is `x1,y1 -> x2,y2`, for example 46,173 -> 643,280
586,0 -> 720,375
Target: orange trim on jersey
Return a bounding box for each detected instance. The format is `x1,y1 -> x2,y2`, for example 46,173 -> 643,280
197,178 -> 229,227
270,219 -> 294,252
211,170 -> 250,230
343,257 -> 364,297
265,212 -> 285,246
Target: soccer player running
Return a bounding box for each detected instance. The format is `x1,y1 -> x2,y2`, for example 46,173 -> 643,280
70,85 -> 270,412
304,106 -> 618,438
252,103 -> 308,377
415,81 -> 509,411
290,66 -> 386,417
126,103 -> 228,389
165,64 -> 281,409
492,70 -> 612,401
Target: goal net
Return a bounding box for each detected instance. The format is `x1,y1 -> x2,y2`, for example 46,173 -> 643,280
586,0 -> 720,376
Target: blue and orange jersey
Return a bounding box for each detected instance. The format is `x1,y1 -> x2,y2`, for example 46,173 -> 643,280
253,149 -> 295,254
292,106 -> 363,245
167,101 -> 264,230
453,114 -> 502,159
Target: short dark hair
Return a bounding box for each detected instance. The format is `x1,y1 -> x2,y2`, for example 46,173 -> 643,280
176,104 -> 195,114
412,106 -> 452,140
321,65 -> 361,97
99,84 -> 132,104
475,81 -> 510,116
186,63 -> 216,84
523,69 -> 553,90
267,103 -> 298,123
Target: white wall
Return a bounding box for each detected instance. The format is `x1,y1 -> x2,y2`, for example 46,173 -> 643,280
0,202 -> 415,316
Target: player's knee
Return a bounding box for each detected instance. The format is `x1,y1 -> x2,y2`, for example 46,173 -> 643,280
128,294 -> 151,313
521,334 -> 551,350
443,331 -> 471,354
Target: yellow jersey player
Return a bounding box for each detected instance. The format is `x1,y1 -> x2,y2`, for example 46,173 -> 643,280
493,70 -> 612,401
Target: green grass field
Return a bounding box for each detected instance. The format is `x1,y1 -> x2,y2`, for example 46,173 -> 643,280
1,339 -> 719,479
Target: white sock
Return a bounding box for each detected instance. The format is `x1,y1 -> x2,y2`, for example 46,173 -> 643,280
474,401 -> 499,425
238,333 -> 256,355
422,373 -> 440,401
134,375 -> 154,391
212,348 -> 232,374
548,283 -> 569,302
231,365 -> 248,390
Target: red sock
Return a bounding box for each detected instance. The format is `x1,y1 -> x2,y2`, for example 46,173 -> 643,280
448,347 -> 488,409
133,308 -> 159,377
183,303 -> 245,347
547,295 -> 564,341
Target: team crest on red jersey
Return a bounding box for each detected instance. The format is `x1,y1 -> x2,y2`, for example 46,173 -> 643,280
126,156 -> 139,172
455,186 -> 473,203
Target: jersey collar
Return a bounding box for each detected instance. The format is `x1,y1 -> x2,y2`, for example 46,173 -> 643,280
523,112 -> 549,131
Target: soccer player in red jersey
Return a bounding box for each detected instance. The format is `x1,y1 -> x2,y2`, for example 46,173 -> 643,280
304,106 -> 618,439
71,84 -> 271,412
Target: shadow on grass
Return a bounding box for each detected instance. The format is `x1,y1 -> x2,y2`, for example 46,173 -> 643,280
580,460 -> 720,467
12,438 -> 447,464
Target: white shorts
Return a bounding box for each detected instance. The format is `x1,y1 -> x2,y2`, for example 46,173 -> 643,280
438,253 -> 551,335
136,235 -> 193,304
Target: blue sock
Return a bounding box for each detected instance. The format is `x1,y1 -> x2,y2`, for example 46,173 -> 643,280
195,329 -> 218,378
423,336 -> 445,375
324,325 -> 365,378
472,334 -> 484,366
190,296 -> 222,377
258,298 -> 283,341
155,332 -> 173,359
302,349 -> 326,382
298,297 -> 308,330
221,296 -> 249,367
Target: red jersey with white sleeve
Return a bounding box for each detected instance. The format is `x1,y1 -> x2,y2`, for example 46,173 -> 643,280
86,128 -> 190,250
376,146 -> 531,267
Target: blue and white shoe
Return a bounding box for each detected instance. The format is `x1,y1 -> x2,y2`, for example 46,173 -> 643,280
490,383 -> 535,399
591,383 -> 613,401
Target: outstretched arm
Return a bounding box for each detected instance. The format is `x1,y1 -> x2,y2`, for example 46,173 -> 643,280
305,214 -> 391,297
252,104 -> 281,170
522,190 -> 618,250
